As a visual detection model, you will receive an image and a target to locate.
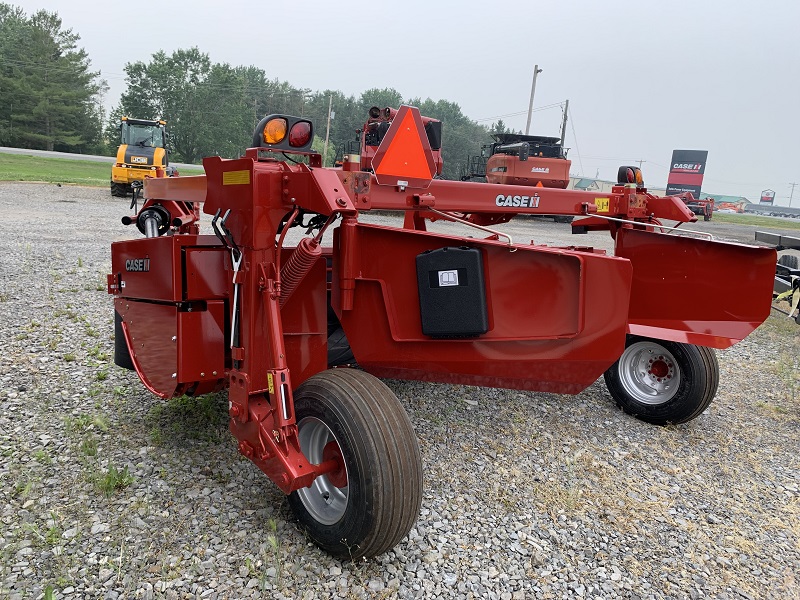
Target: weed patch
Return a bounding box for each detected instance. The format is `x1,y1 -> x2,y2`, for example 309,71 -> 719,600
93,464 -> 134,497
145,393 -> 228,446
64,413 -> 108,435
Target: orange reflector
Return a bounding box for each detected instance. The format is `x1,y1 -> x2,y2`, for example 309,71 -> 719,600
371,106 -> 436,188
264,118 -> 287,144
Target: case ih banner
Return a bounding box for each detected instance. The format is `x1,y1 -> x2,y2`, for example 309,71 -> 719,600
760,189 -> 775,204
665,149 -> 709,198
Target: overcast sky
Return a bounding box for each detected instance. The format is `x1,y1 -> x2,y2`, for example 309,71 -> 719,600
12,0 -> 800,203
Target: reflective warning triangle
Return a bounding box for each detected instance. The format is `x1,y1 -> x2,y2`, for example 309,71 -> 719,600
372,105 -> 436,188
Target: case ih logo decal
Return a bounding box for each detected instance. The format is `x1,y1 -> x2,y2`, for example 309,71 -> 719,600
672,163 -> 702,172
530,167 -> 550,173
125,258 -> 150,272
495,193 -> 540,208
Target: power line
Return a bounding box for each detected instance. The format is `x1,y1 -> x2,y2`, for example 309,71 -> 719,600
474,101 -> 565,123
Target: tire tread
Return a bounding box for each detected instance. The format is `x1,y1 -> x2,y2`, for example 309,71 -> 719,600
289,369 -> 422,559
604,336 -> 719,425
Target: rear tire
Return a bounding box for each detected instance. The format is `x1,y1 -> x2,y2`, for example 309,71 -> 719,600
288,369 -> 422,560
778,254 -> 798,269
603,336 -> 718,425
110,182 -> 128,197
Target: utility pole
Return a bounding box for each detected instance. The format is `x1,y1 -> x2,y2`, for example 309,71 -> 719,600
323,95 -> 333,167
559,99 -> 569,148
636,159 -> 646,169
790,182 -> 798,208
525,65 -> 543,135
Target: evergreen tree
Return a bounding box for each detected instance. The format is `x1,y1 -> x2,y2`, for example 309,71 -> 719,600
0,4 -> 106,152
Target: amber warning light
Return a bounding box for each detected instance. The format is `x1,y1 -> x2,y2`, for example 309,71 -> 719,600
252,115 -> 314,151
371,105 -> 436,189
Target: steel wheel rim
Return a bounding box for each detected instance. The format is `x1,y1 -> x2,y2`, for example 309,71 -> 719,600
296,417 -> 349,525
618,341 -> 680,405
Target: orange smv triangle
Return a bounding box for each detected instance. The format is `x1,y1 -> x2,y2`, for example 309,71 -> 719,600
373,108 -> 434,181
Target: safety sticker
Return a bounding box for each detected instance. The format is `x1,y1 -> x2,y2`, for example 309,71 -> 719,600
594,198 -> 610,213
267,373 -> 274,394
223,170 -> 251,185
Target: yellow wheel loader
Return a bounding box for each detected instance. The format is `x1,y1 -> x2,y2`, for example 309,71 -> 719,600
110,117 -> 175,197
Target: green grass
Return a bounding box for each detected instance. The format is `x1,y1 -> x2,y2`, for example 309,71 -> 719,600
0,152 -> 203,187
146,393 -> 228,446
93,464 -> 134,497
64,413 -> 109,435
712,212 -> 800,230
0,153 -> 113,187
80,435 -> 98,457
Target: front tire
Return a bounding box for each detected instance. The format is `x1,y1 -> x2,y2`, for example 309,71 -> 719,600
288,369 -> 422,560
603,336 -> 718,425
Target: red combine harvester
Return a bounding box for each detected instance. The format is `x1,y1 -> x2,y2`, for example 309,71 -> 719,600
462,133 -> 570,188
109,106 -> 776,559
462,131 -> 574,223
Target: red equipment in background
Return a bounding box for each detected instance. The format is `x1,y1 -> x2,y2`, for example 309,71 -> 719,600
359,105 -> 443,177
460,126 -> 574,223
109,106 -> 775,560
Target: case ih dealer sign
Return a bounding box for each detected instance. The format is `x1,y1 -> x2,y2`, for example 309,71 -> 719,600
760,189 -> 775,204
665,149 -> 709,198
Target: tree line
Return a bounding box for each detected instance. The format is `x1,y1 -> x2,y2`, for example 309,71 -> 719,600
0,4 -> 518,179
0,4 -> 105,152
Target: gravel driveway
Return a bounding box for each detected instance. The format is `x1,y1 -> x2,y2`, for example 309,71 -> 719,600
1,182 -> 798,600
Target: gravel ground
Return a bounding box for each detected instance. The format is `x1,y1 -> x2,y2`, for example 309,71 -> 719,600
1,181 -> 799,600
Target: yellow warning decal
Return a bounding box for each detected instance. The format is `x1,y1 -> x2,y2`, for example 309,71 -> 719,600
223,170 -> 250,185
267,373 -> 274,394
594,198 -> 610,213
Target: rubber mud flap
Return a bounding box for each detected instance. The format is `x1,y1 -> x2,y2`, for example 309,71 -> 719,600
114,310 -> 134,370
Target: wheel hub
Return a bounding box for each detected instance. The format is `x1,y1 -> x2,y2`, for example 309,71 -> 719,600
618,342 -> 681,406
322,440 -> 347,488
295,417 -> 349,525
648,358 -> 670,379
